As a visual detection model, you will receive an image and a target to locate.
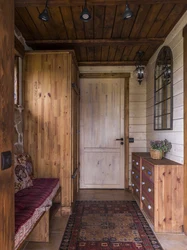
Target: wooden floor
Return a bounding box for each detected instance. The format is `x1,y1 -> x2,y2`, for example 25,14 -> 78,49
23,190 -> 187,250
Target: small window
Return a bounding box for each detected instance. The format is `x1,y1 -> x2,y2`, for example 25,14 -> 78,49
154,46 -> 173,130
14,56 -> 23,105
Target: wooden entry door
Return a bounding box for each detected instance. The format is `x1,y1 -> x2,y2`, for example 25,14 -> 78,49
80,78 -> 125,189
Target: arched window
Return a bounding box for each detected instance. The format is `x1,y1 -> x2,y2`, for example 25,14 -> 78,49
154,46 -> 173,130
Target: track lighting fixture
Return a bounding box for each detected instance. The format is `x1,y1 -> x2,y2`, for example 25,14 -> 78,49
80,0 -> 91,22
134,51 -> 146,85
39,0 -> 50,22
123,2 -> 133,20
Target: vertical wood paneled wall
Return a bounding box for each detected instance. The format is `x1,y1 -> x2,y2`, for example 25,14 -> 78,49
0,1 -> 14,250
79,66 -> 147,185
146,11 -> 187,164
23,51 -> 78,207
183,24 -> 187,235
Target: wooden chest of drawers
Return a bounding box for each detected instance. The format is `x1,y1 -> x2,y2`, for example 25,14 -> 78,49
131,152 -> 184,233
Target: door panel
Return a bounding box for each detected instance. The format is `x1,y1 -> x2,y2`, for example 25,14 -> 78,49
80,78 -> 125,189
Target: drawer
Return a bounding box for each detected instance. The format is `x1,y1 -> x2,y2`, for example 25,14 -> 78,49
142,160 -> 154,182
142,180 -> 154,204
132,182 -> 140,201
132,155 -> 140,170
142,195 -> 154,223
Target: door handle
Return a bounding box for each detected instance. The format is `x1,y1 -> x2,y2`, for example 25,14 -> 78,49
116,138 -> 123,141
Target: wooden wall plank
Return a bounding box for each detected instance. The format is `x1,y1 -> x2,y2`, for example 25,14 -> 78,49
0,1 -> 14,250
125,78 -> 129,189
183,24 -> 187,235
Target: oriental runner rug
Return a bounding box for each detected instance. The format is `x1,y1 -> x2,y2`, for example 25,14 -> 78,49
59,201 -> 163,250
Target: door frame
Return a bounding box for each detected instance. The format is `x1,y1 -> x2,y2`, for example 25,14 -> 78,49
80,72 -> 130,189
183,24 -> 187,234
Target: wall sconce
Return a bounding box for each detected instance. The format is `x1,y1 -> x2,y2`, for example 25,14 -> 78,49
134,51 -> 146,85
123,2 -> 133,19
80,0 -> 91,22
38,0 -> 50,22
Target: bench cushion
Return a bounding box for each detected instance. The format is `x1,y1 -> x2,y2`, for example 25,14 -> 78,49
15,178 -> 59,250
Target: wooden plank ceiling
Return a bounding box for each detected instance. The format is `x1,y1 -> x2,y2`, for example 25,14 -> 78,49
15,0 -> 187,66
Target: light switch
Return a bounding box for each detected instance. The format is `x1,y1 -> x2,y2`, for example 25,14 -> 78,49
1,151 -> 12,170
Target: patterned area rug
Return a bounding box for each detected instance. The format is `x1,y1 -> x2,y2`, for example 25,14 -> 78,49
59,201 -> 163,250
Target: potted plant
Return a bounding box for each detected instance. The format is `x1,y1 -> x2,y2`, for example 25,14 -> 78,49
150,139 -> 172,159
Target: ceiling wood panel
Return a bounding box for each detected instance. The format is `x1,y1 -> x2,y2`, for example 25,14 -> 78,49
16,7 -> 41,39
121,46 -> 133,61
112,4 -> 126,38
94,6 -> 105,38
128,45 -> 142,61
120,4 -> 139,38
71,6 -> 85,39
84,6 -> 94,39
26,6 -> 52,39
15,0 -> 187,7
15,10 -> 34,39
48,7 -> 68,39
80,47 -> 88,61
103,6 -> 116,38
130,4 -> 151,38
114,45 -> 125,61
60,6 -> 77,39
138,4 -> 163,38
108,46 -> 117,61
15,1 -> 187,65
95,46 -> 102,61
156,4 -> 187,37
38,6 -> 60,39
87,47 -> 95,61
147,3 -> 175,37
101,46 -> 110,61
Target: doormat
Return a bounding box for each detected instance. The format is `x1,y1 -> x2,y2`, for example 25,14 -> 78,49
59,200 -> 163,250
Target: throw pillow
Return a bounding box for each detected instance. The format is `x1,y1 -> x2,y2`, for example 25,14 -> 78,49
14,153 -> 33,178
14,164 -> 33,193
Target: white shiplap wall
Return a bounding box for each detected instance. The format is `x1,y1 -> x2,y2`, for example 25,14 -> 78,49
146,11 -> 187,164
79,66 -> 147,184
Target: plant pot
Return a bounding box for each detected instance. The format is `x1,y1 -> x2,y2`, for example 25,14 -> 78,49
150,149 -> 163,160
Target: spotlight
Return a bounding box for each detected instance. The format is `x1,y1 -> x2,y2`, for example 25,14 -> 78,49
39,0 -> 50,22
123,2 -> 133,20
80,0 -> 91,22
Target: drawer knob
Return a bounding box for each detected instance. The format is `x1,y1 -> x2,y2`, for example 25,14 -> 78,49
136,189 -> 139,192
142,196 -> 145,200
142,182 -> 145,185
148,171 -> 152,175
132,183 -> 134,187
142,166 -> 145,170
136,175 -> 138,179
148,205 -> 152,210
148,188 -> 152,192
132,171 -> 134,174
132,159 -> 135,162
136,162 -> 139,165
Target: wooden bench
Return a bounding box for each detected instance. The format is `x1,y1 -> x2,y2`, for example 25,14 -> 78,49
15,178 -> 60,250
